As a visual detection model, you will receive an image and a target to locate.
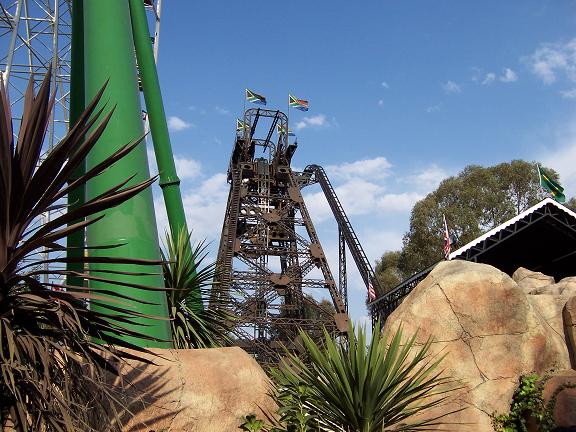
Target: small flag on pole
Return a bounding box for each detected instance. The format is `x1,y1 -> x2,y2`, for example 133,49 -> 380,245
368,282 -> 376,302
246,89 -> 267,105
236,118 -> 245,131
289,94 -> 309,111
443,214 -> 451,260
276,123 -> 295,136
537,165 -> 566,203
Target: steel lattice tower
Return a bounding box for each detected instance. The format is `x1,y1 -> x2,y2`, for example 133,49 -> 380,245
213,108 -> 350,366
0,0 -> 162,141
0,0 -> 72,147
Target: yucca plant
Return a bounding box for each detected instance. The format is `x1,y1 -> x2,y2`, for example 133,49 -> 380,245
161,228 -> 234,348
0,72 -> 168,431
270,321 -> 462,432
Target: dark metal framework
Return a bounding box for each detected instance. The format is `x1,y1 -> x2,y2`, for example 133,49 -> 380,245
213,108 -> 348,365
370,199 -> 576,323
214,108 -> 383,366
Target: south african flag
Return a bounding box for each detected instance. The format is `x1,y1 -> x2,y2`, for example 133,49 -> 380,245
246,89 -> 267,105
289,94 -> 309,111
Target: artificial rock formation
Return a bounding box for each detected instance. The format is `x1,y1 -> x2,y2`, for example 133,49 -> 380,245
110,347 -> 276,432
383,261 -> 571,431
564,296 -> 576,368
541,370 -> 576,430
514,267 -> 576,368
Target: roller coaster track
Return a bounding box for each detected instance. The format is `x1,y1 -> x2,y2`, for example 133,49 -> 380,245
303,164 -> 383,300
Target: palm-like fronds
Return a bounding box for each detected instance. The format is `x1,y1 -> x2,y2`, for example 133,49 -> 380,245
161,228 -> 234,349
0,71 -> 167,431
271,322 -> 463,432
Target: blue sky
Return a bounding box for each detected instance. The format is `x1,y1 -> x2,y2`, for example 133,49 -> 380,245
147,1 -> 576,325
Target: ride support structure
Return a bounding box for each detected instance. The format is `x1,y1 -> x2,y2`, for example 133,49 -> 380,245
214,108 -> 383,365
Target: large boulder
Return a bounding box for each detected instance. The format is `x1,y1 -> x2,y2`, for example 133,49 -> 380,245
513,267 -> 555,294
528,295 -> 572,340
541,370 -> 576,429
564,297 -> 576,368
109,347 -> 276,432
383,261 -> 570,431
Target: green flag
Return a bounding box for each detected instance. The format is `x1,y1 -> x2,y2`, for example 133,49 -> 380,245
538,165 -> 566,203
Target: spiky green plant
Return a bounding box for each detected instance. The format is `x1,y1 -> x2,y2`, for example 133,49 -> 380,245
270,321 -> 462,432
0,71 -> 167,431
161,228 -> 234,348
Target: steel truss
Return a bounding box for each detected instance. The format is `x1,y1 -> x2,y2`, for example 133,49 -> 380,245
214,108 -> 349,366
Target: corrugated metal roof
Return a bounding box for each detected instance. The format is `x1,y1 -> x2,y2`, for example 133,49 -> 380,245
448,197 -> 576,260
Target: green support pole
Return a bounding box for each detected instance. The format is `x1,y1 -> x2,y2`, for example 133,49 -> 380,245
66,0 -> 85,288
128,0 -> 188,240
83,0 -> 171,347
128,0 -> 202,310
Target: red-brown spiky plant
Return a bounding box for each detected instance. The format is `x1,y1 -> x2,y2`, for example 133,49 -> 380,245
0,71 -> 165,431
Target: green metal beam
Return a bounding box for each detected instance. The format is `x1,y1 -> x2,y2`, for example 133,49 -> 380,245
66,0 -> 85,288
128,0 -> 202,309
83,0 -> 171,347
128,0 -> 188,239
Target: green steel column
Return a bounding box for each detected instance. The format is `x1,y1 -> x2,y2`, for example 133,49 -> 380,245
128,0 -> 188,239
83,0 -> 171,347
66,0 -> 85,288
128,0 -> 202,310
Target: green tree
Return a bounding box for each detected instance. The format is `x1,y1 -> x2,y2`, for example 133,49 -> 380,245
374,251 -> 407,294
376,160 -> 560,283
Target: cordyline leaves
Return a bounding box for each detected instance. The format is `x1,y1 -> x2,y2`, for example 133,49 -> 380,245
270,321 -> 464,432
0,71 -> 167,431
160,228 -> 234,349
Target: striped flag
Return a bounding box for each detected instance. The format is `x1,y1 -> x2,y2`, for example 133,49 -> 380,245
443,214 -> 451,260
276,123 -> 295,136
368,282 -> 376,302
289,94 -> 309,111
246,89 -> 267,105
236,118 -> 245,131
537,165 -> 566,203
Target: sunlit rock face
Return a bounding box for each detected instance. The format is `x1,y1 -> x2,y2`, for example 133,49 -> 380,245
108,347 -> 277,432
383,261 -> 571,432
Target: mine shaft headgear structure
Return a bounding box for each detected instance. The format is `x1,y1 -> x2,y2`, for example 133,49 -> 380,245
214,107 -> 383,365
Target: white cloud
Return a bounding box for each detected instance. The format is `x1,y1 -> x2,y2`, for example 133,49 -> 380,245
442,80 -> 461,94
214,106 -> 230,115
560,88 -> 576,99
167,116 -> 193,132
539,119 -> 576,198
326,157 -> 392,181
378,99 -> 384,106
154,172 -> 229,243
147,148 -> 202,180
528,38 -> 576,85
401,164 -> 449,191
295,114 -> 328,130
304,158 -> 446,224
381,81 -> 389,89
376,192 -> 424,212
426,103 -> 442,113
482,72 -> 496,85
500,68 -> 518,83
175,157 -> 202,179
